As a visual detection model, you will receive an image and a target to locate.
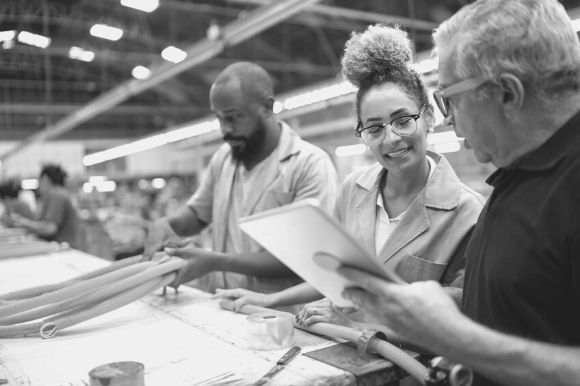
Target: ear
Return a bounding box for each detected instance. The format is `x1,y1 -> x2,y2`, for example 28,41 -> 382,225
261,97 -> 275,117
497,73 -> 525,114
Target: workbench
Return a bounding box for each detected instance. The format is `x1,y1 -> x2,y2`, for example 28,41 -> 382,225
0,249 -> 407,386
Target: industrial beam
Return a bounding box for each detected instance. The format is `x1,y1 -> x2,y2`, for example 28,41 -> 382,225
0,103 -> 200,115
228,0 -> 438,32
0,0 -> 321,161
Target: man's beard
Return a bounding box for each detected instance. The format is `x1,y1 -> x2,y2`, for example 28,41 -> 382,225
224,122 -> 267,162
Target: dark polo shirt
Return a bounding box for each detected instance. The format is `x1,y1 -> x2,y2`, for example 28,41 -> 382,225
462,110 -> 580,386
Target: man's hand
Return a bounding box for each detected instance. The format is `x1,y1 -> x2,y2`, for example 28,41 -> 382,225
338,265 -> 462,349
213,288 -> 275,311
164,246 -> 222,287
296,298 -> 356,327
142,218 -> 181,260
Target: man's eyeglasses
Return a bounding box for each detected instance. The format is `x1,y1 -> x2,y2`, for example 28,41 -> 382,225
355,103 -> 427,141
433,78 -> 488,117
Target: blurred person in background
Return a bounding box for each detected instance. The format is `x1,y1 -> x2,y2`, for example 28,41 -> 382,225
217,25 -> 484,328
143,61 -> 338,298
0,178 -> 34,223
333,1 -> 580,385
9,164 -> 82,249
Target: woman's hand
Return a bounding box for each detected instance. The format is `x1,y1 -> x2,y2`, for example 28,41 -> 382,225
213,288 -> 276,311
296,298 -> 354,327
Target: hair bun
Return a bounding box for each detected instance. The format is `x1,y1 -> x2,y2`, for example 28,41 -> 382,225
341,25 -> 413,87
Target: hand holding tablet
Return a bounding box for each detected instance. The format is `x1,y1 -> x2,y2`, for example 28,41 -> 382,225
239,199 -> 404,307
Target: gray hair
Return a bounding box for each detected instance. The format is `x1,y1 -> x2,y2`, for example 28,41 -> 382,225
433,0 -> 580,102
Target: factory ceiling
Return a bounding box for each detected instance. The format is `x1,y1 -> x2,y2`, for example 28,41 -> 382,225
1,0 -> 579,149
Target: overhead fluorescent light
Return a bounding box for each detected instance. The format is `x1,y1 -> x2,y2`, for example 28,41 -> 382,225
83,119 -> 220,166
17,31 -> 51,49
121,0 -> 159,13
21,179 -> 39,190
165,120 -> 219,143
151,178 -> 166,189
68,46 -> 95,62
282,81 -> 356,111
90,24 -> 123,41
132,65 -> 151,80
573,18 -> 580,32
161,46 -> 187,63
0,30 -> 16,42
334,144 -> 366,158
273,101 -> 283,114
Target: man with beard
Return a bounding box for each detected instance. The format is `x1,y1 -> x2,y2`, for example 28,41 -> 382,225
143,62 -> 338,295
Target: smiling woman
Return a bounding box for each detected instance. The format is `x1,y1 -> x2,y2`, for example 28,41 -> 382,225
216,25 -> 486,333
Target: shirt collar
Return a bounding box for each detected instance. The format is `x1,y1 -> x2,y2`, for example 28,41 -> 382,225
356,151 -> 462,210
509,108 -> 580,172
487,108 -> 580,187
276,120 -> 301,162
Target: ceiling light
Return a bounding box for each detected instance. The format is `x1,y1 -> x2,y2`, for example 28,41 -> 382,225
83,133 -> 169,166
165,120 -> 219,143
120,0 -> 159,13
282,81 -> 356,111
273,101 -> 283,114
0,30 -> 16,42
21,179 -> 38,190
68,46 -> 95,62
132,65 -> 151,80
90,24 -> 123,41
17,31 -> 51,49
83,119 -> 220,166
152,178 -> 166,189
161,46 -> 187,63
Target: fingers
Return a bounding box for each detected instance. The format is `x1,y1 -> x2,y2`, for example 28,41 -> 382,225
233,297 -> 250,312
164,246 -> 200,258
164,239 -> 191,248
341,287 -> 380,313
296,305 -> 329,326
170,263 -> 192,288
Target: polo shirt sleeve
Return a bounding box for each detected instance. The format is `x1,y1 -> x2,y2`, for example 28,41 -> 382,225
186,154 -> 219,224
294,153 -> 338,215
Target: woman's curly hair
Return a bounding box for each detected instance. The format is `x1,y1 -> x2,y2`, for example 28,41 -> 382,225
341,25 -> 431,125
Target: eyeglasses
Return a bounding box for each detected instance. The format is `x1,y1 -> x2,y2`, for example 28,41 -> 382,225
355,103 -> 427,140
433,78 -> 488,117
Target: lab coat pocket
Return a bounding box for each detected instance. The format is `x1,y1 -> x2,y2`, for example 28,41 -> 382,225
395,253 -> 448,283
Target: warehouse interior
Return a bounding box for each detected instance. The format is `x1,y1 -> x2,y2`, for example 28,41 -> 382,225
0,0 -> 578,255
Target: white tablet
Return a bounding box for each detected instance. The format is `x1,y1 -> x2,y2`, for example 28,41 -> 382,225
238,199 -> 404,308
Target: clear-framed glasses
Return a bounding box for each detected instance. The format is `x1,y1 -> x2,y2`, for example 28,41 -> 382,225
433,78 -> 488,117
355,103 -> 427,141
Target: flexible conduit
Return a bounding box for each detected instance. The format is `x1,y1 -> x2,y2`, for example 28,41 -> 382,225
219,300 -> 427,385
0,257 -> 184,339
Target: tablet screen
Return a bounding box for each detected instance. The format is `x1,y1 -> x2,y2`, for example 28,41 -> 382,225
239,199 -> 403,307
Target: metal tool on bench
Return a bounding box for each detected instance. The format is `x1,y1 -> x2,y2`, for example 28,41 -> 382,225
253,346 -> 301,385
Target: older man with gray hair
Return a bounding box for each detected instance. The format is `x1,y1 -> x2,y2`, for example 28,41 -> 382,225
334,1 -> 580,385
